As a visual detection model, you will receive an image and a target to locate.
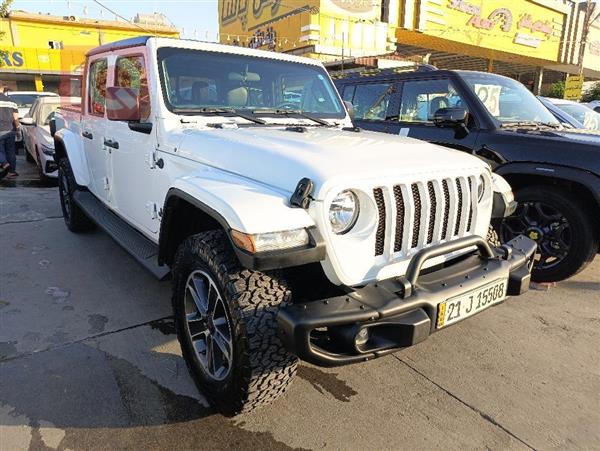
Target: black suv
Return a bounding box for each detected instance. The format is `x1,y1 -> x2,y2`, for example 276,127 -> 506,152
334,68 -> 600,282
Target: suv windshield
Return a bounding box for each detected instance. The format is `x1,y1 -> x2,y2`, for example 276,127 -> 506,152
460,73 -> 559,126
554,103 -> 600,130
157,47 -> 345,119
8,93 -> 54,108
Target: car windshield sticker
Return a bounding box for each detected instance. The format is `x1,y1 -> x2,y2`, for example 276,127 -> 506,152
399,127 -> 410,136
474,84 -> 502,116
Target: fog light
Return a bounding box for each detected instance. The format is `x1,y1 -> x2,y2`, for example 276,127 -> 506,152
354,327 -> 370,347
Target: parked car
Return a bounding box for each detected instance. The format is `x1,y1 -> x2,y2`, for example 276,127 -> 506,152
53,37 -> 535,415
21,96 -> 80,180
539,97 -> 600,131
586,100 -> 600,113
6,91 -> 59,118
6,91 -> 58,149
538,96 -> 585,129
334,68 -> 600,282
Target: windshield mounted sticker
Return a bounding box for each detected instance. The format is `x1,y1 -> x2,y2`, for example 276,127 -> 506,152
474,84 -> 501,117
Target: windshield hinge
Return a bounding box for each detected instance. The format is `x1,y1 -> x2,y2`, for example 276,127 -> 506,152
290,178 -> 314,209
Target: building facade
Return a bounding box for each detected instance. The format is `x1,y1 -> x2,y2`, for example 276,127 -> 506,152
218,0 -> 599,93
0,11 -> 179,94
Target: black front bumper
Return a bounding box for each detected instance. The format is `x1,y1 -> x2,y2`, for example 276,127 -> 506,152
277,235 -> 536,367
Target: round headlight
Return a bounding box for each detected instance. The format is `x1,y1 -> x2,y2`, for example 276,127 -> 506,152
329,190 -> 359,234
477,175 -> 486,202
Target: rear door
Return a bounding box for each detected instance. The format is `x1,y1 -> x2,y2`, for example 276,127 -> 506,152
389,77 -> 479,152
340,80 -> 400,133
81,57 -> 110,204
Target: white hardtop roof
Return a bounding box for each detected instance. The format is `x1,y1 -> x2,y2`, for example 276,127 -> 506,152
148,37 -> 325,68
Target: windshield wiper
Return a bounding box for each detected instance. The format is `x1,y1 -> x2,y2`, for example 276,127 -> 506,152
252,109 -> 333,126
173,107 -> 266,125
501,120 -> 561,129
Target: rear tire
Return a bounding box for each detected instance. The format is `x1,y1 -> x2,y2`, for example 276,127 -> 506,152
172,230 -> 298,416
500,185 -> 598,282
58,158 -> 95,233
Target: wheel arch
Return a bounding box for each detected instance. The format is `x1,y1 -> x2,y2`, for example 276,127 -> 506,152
497,162 -> 600,250
159,188 -> 230,267
54,129 -> 91,187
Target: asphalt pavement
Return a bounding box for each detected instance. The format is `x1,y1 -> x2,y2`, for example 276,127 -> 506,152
1,154 -> 599,450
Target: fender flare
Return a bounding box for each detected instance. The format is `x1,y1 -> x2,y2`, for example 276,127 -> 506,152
158,187 -> 325,271
54,129 -> 91,187
496,162 -> 600,206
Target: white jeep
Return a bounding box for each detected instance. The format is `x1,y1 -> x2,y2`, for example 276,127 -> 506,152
53,36 -> 535,415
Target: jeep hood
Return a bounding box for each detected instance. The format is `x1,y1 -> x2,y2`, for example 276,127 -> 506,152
175,126 -> 487,198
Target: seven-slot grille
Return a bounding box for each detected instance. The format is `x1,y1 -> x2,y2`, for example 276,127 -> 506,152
374,176 -> 478,256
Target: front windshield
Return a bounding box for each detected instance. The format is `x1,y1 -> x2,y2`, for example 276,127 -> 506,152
158,47 -> 345,119
8,93 -> 54,108
555,103 -> 600,130
460,73 -> 559,126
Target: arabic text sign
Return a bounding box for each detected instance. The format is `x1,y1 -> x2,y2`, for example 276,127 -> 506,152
564,75 -> 584,101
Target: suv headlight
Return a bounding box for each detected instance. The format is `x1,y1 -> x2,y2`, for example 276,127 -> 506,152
329,190 -> 359,234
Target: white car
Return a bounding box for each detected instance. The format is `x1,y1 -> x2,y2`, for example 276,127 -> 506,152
54,37 -> 535,415
6,91 -> 59,119
21,96 -> 80,179
543,97 -> 600,131
586,100 -> 600,113
7,91 -> 58,148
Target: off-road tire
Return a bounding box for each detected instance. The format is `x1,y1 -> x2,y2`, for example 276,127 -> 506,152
504,186 -> 598,282
58,158 -> 95,233
172,230 -> 298,416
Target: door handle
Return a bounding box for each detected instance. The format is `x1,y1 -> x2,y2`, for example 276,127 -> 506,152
103,139 -> 119,149
82,130 -> 93,139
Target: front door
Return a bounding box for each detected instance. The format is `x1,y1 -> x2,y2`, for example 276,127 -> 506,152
341,81 -> 400,133
107,52 -> 161,236
389,78 -> 479,153
82,57 -> 110,204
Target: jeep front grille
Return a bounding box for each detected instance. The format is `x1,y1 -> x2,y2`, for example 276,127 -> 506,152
373,176 -> 477,257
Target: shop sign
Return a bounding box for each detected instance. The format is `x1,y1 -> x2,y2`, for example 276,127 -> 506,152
564,75 -> 584,101
444,0 -> 555,48
0,50 -> 25,67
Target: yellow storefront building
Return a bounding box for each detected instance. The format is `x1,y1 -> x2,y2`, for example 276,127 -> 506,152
219,0 -> 599,92
0,11 -> 179,93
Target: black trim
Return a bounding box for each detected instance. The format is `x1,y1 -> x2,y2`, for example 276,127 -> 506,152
160,188 -> 325,271
496,162 -> 600,205
277,235 -> 536,367
129,122 -> 153,134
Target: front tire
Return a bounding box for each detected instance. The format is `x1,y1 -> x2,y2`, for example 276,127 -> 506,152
58,158 -> 95,232
500,185 -> 598,282
172,230 -> 298,415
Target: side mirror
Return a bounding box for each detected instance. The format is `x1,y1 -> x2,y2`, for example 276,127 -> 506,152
344,100 -> 355,120
20,117 -> 34,126
433,107 -> 469,138
433,107 -> 467,127
106,86 -> 141,121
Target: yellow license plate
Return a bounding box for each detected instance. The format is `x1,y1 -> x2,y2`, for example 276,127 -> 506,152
436,279 -> 507,329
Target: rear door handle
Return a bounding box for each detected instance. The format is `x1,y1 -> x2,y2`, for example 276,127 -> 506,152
103,139 -> 119,149
82,130 -> 93,139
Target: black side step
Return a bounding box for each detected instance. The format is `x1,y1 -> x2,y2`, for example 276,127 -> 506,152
73,191 -> 170,280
